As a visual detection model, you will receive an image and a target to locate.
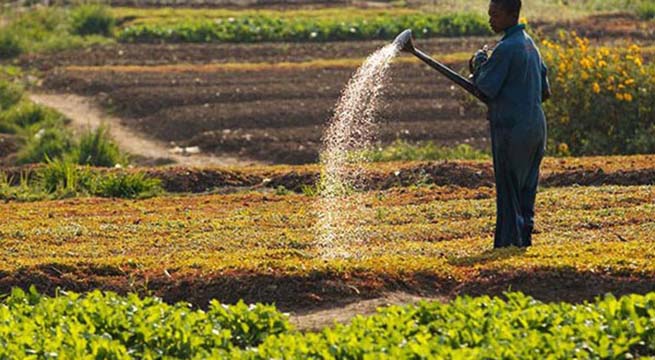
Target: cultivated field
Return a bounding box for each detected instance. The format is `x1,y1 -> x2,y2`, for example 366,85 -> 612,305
1,1 -> 655,357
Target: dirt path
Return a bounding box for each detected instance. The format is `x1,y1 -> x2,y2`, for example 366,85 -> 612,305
29,93 -> 263,167
289,292 -> 445,332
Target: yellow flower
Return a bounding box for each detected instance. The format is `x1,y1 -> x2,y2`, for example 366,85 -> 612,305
580,58 -> 593,69
520,17 -> 528,25
624,93 -> 633,102
558,143 -> 570,154
616,93 -> 625,101
625,79 -> 635,86
581,71 -> 589,80
634,58 -> 643,67
592,82 -> 601,94
597,60 -> 608,68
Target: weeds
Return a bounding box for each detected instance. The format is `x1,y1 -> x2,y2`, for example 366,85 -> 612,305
94,172 -> 161,199
75,125 -> 125,167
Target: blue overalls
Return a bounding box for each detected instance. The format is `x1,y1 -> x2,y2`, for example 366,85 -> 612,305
473,24 -> 550,248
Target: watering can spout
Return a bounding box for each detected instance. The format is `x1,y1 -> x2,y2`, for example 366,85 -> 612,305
393,29 -> 488,104
393,29 -> 415,53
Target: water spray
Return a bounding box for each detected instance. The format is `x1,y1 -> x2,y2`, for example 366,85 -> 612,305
393,29 -> 489,104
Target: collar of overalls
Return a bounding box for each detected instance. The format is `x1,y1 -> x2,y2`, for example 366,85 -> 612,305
502,23 -> 525,40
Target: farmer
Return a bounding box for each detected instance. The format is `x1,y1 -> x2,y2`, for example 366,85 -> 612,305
469,0 -> 551,248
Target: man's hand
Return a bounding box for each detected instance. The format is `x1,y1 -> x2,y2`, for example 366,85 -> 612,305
469,46 -> 489,75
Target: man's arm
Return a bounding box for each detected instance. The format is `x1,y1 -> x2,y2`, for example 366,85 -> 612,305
541,62 -> 551,102
473,43 -> 512,100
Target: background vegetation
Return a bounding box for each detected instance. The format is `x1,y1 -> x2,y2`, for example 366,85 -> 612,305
543,33 -> 655,156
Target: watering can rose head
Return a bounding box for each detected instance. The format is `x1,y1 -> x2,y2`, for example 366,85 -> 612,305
393,29 -> 415,53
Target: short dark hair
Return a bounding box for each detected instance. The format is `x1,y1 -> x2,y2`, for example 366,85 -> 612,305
492,0 -> 522,16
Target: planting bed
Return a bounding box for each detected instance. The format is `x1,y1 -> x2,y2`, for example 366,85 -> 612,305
0,156 -> 654,310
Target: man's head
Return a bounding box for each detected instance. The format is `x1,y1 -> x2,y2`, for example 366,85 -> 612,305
488,0 -> 521,34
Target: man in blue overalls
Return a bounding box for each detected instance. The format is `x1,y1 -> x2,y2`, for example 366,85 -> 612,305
470,0 -> 551,248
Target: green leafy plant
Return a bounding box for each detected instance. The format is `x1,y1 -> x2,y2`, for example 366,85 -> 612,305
118,12 -> 491,43
0,287 -> 290,358
1,288 -> 655,358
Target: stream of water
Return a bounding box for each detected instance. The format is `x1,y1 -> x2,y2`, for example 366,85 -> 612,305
315,43 -> 400,258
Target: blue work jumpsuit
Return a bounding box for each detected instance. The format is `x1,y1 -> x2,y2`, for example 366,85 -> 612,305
473,24 -> 550,248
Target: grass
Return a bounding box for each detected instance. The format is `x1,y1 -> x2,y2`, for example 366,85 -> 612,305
0,6 -> 113,58
0,74 -> 127,168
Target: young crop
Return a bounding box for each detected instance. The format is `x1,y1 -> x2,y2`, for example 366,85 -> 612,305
246,292 -> 655,358
1,288 -> 654,358
0,287 -> 290,358
118,13 -> 491,43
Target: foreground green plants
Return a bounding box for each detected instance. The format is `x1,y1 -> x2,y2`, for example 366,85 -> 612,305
0,287 -> 290,358
2,288 -> 654,358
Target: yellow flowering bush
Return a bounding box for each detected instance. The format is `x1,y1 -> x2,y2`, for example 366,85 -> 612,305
542,32 -> 655,155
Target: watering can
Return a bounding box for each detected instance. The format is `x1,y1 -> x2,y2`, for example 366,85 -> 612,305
393,29 -> 489,104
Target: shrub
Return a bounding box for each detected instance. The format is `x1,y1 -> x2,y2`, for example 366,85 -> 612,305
542,33 -> 655,155
94,172 -> 162,199
70,4 -> 115,36
75,125 -> 124,167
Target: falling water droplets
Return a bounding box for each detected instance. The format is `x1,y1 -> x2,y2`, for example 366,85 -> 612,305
315,43 -> 400,259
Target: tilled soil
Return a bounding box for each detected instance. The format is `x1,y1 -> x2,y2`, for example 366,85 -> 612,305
32,14 -> 655,165
42,61 -> 489,164
22,37 -> 492,70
